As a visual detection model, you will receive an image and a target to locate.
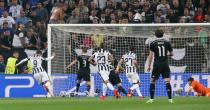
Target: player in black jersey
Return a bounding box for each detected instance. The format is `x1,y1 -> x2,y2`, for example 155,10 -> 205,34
66,46 -> 91,96
108,59 -> 128,97
146,29 -> 174,103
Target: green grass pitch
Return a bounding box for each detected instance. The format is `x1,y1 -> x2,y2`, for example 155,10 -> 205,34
0,97 -> 209,110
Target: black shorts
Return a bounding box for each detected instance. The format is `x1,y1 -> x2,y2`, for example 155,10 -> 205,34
151,66 -> 170,79
77,68 -> 90,81
109,70 -> 121,86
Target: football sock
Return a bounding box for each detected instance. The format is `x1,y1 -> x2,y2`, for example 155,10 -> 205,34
130,84 -> 139,90
150,83 -> 155,99
107,82 -> 115,91
166,82 -> 172,99
135,86 -> 143,97
86,85 -> 91,92
76,82 -> 80,92
118,85 -> 127,95
102,83 -> 107,96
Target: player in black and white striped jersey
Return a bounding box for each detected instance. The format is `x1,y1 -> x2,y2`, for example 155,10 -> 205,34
15,50 -> 55,97
89,45 -> 118,99
116,46 -> 144,99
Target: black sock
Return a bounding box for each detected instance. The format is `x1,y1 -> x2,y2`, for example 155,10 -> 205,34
118,86 -> 127,95
76,82 -> 80,92
150,83 -> 155,99
166,82 -> 172,99
86,85 -> 90,92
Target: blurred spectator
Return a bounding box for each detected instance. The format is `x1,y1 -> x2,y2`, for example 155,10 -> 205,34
127,11 -> 134,23
16,10 -> 31,25
29,10 -> 42,25
81,12 -> 91,23
0,22 -> 13,59
34,21 -> 47,48
24,3 -> 32,17
119,1 -> 129,13
28,0 -> 39,9
185,0 -> 195,16
12,23 -> 27,59
156,0 -> 170,17
35,2 -> 48,23
74,0 -> 89,16
89,10 -> 99,22
5,51 -> 19,74
130,1 -> 142,14
0,11 -> 16,29
49,3 -> 67,23
170,0 -> 184,23
182,8 -> 192,23
0,54 -> 5,74
9,0 -> 23,18
91,32 -> 104,48
66,10 -> 79,23
202,14 -> 210,22
0,1 -> 8,16
82,34 -> 92,47
193,7 -> 204,22
89,1 -> 101,17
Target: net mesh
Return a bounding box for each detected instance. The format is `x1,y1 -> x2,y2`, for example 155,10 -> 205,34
50,24 -> 210,97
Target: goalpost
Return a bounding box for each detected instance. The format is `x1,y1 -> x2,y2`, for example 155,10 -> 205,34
48,23 -> 210,97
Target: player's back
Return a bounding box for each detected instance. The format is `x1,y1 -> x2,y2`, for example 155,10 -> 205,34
94,49 -> 110,72
150,38 -> 172,66
29,55 -> 43,68
123,51 -> 136,73
192,80 -> 206,95
77,54 -> 90,69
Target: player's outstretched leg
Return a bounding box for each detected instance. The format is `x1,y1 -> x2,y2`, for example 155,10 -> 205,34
146,79 -> 155,103
85,81 -> 91,96
43,81 -> 54,97
165,79 -> 174,103
75,80 -> 81,96
130,83 -> 143,99
117,84 -> 127,95
100,83 -> 107,100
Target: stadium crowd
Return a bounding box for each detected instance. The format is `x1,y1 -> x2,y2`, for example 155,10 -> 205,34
0,0 -> 210,74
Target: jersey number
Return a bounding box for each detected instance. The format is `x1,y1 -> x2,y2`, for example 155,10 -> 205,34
97,56 -> 105,64
125,58 -> 133,66
158,46 -> 165,57
83,60 -> 87,67
33,60 -> 37,67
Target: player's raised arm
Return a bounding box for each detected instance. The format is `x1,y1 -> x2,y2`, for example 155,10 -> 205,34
66,59 -> 77,69
147,50 -> 154,72
44,53 -> 55,61
115,57 -> 124,73
15,58 -> 29,67
88,55 -> 96,66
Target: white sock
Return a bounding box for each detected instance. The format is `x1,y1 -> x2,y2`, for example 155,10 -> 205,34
107,82 -> 115,91
102,83 -> 107,96
135,86 -> 143,97
130,84 -> 139,91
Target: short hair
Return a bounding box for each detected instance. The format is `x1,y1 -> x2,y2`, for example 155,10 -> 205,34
129,46 -> 135,51
188,77 -> 194,82
13,51 -> 19,55
155,29 -> 164,38
36,50 -> 42,55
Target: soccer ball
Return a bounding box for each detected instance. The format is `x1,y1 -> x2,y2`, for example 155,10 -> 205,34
59,91 -> 67,97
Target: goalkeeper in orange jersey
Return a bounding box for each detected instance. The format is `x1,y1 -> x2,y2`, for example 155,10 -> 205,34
186,77 -> 210,97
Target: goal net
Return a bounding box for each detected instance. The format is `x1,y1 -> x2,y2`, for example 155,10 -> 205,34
48,24 -> 210,97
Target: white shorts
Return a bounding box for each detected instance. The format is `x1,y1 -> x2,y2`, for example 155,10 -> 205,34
99,71 -> 110,82
33,71 -> 50,84
126,72 -> 140,84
